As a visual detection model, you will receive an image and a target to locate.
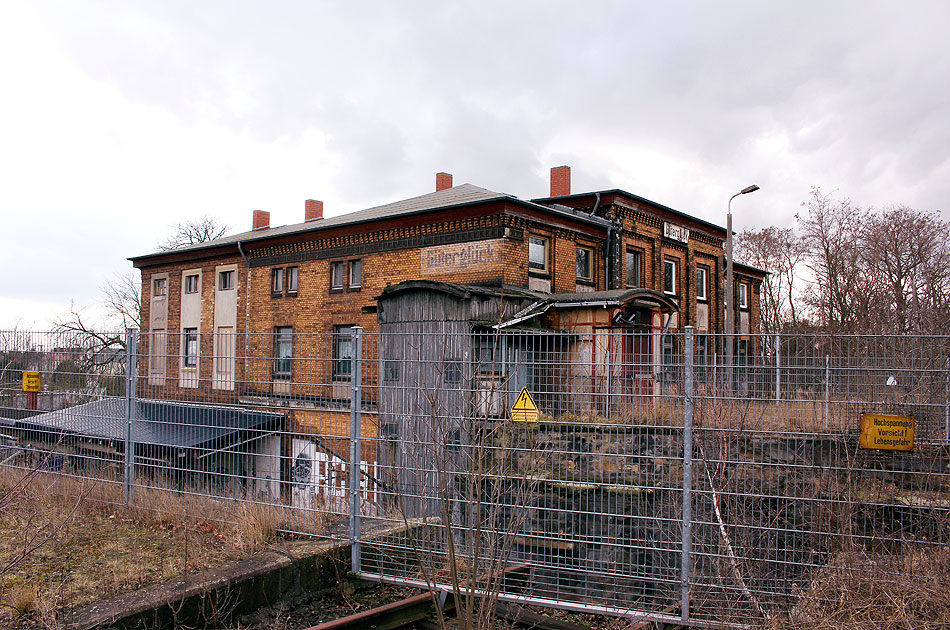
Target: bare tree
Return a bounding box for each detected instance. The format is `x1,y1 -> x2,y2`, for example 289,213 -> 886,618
860,205 -> 950,333
796,189 -> 950,334
157,215 -> 229,251
54,271 -> 140,372
54,216 -> 224,369
100,270 -> 142,330
796,188 -> 869,331
736,226 -> 806,333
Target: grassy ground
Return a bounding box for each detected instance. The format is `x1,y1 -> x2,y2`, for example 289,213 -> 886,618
772,547 -> 950,630
0,465 -> 291,628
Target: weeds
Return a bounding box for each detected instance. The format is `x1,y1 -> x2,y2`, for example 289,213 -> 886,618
776,547 -> 950,630
0,464 -> 307,627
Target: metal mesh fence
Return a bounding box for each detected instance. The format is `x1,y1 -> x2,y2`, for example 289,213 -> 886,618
1,327 -> 948,627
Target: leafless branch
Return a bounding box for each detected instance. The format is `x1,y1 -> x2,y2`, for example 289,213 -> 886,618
156,215 -> 229,251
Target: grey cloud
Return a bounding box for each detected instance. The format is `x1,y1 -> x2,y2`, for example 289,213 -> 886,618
5,0 -> 950,327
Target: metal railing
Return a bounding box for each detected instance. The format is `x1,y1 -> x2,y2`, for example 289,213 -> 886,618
1,327 -> 948,627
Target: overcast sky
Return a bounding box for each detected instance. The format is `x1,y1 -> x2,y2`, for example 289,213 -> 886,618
1,1 -> 948,328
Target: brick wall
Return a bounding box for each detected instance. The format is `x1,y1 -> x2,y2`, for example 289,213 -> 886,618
133,193 -> 764,410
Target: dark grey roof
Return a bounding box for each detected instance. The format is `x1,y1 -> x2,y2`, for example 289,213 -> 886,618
5,399 -> 284,452
130,184 -> 612,262
734,261 -> 770,277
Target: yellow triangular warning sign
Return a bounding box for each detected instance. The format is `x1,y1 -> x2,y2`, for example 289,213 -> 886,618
510,387 -> 540,422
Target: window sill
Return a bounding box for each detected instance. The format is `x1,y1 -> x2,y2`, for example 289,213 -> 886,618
271,292 -> 283,299
576,278 -> 595,287
286,291 -> 298,298
529,270 -> 551,279
347,286 -> 361,293
329,288 -> 344,294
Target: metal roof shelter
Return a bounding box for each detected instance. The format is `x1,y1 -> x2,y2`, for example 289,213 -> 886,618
374,280 -> 681,329
0,399 -> 284,455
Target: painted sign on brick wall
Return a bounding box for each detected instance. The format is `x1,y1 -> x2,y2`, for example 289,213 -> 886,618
421,239 -> 502,275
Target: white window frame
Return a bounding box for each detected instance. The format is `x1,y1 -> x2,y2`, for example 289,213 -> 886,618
219,269 -> 235,291
182,328 -> 198,368
663,259 -> 677,295
739,281 -> 749,309
529,236 -> 548,272
696,266 -> 708,301
330,262 -> 345,291
576,247 -> 593,282
286,266 -> 298,294
348,259 -> 362,289
333,325 -> 355,380
274,326 -> 293,379
626,248 -> 642,288
184,274 -> 199,294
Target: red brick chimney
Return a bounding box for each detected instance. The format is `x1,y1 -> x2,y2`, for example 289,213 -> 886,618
305,199 -> 324,222
550,165 -> 571,197
436,172 -> 453,192
252,210 -> 270,231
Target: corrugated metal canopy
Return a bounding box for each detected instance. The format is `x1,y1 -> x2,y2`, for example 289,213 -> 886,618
3,399 -> 284,451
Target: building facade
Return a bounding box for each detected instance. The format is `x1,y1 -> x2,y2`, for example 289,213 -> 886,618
130,166 -> 765,411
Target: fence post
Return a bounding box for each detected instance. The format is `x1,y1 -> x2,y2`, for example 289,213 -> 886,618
824,354 -> 831,429
124,328 -> 138,506
349,326 -> 363,575
775,333 -> 781,402
681,327 -> 694,624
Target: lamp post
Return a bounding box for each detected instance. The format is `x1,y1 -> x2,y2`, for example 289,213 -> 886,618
724,184 -> 760,388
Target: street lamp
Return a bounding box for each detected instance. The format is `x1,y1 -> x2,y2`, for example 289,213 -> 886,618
725,184 -> 760,385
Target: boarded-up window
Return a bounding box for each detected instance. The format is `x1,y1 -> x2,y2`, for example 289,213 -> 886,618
214,326 -> 235,389
149,329 -> 166,382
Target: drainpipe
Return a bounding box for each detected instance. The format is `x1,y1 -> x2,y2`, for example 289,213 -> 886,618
587,193 -> 616,290
588,192 -> 602,217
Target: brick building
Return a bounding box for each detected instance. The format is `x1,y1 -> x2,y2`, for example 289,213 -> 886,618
130,166 -> 765,408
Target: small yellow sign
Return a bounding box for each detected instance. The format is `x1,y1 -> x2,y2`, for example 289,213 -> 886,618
859,413 -> 914,451
510,387 -> 540,423
22,371 -> 41,393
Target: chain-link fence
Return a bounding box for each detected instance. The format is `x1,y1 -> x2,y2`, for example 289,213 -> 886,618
1,327 -> 948,627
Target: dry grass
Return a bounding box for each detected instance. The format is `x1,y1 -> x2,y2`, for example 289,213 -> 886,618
0,465 -> 304,628
548,395 -> 840,433
774,547 -> 950,630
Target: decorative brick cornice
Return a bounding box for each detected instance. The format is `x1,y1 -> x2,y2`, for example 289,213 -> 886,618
248,215 -> 522,268
613,204 -> 722,246
515,216 -> 593,241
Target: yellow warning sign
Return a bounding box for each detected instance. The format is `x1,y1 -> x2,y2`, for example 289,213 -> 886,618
859,413 -> 914,451
510,387 -> 540,423
22,371 -> 41,392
